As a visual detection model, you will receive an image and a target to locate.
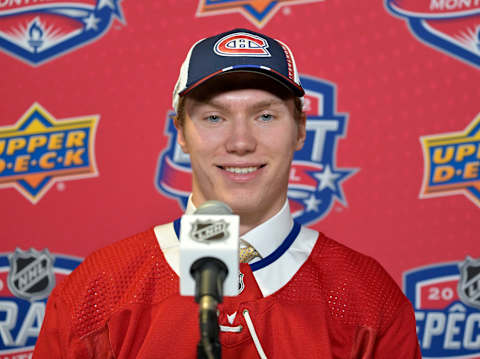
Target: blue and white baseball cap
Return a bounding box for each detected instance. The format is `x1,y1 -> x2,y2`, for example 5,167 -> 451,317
172,28 -> 305,112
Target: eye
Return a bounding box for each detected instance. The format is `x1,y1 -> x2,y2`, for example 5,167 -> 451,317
206,115 -> 221,123
258,113 -> 273,122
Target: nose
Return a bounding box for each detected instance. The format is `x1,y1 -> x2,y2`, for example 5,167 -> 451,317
225,119 -> 256,155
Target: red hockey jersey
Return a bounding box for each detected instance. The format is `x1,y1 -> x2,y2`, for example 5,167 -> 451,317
33,220 -> 421,358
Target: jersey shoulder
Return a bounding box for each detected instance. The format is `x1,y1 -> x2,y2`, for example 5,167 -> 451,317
53,225 -> 178,337
279,230 -> 409,333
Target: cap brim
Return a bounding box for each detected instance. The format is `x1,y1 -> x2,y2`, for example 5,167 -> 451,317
178,66 -> 305,98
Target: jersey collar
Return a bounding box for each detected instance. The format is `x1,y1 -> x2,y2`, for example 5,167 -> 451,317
183,196 -> 294,261
166,196 -> 318,297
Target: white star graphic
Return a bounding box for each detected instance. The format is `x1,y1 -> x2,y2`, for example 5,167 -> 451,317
304,194 -> 322,212
83,13 -> 101,30
313,165 -> 341,191
97,0 -> 115,10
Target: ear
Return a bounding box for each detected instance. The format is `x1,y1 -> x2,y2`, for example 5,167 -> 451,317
295,112 -> 306,151
174,115 -> 189,154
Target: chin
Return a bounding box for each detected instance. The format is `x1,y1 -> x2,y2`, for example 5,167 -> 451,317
220,196 -> 258,213
231,201 -> 265,217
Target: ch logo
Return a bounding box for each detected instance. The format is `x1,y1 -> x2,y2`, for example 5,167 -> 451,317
214,32 -> 271,57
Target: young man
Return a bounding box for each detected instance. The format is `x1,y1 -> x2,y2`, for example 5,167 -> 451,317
34,29 -> 421,358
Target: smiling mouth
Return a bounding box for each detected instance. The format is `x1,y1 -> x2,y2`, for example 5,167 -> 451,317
217,165 -> 266,174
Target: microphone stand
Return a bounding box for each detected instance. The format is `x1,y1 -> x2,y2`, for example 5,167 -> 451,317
191,258 -> 228,359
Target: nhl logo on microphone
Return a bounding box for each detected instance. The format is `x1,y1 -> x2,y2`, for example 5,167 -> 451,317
190,219 -> 230,242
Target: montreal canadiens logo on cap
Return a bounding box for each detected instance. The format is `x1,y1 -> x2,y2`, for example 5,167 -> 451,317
214,32 -> 271,57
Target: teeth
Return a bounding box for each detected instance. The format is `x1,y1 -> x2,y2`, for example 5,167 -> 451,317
225,166 -> 258,174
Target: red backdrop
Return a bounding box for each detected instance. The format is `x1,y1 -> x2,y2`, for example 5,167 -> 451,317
1,1 -> 478,357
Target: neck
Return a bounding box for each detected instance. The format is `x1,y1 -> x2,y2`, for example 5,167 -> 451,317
236,202 -> 286,236
188,194 -> 287,236
238,215 -> 265,236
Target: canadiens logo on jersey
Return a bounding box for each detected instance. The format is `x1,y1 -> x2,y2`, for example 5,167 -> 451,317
0,250 -> 82,358
0,0 -> 124,66
386,0 -> 480,68
155,75 -> 357,225
419,113 -> 480,207
0,103 -> 99,204
196,0 -> 324,28
404,257 -> 480,358
214,32 -> 270,57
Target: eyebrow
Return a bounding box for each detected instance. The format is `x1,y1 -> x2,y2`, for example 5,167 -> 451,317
192,98 -> 286,112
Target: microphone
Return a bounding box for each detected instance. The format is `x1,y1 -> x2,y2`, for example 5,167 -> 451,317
179,200 -> 240,359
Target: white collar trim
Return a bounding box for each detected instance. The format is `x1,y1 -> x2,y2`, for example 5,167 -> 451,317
241,200 -> 293,259
251,225 -> 318,297
154,196 -> 319,297
184,196 -> 293,260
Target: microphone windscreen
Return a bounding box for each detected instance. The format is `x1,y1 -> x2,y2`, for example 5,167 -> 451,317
194,201 -> 232,215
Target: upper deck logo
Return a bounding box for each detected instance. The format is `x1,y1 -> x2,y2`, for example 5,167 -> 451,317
214,32 -> 271,57
0,0 -> 124,66
404,257 -> 480,358
0,103 -> 99,204
419,113 -> 480,207
155,75 -> 357,225
386,0 -> 480,68
196,0 -> 324,28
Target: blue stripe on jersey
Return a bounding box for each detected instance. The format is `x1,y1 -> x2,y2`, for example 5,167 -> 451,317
250,221 -> 301,272
173,217 -> 302,272
173,217 -> 181,239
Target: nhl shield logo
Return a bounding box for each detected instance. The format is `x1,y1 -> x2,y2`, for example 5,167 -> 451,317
404,257 -> 480,357
1,250 -> 82,357
190,220 -> 230,243
7,248 -> 55,301
458,256 -> 480,310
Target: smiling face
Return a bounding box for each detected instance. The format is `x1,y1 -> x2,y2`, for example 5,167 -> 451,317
176,72 -> 306,232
